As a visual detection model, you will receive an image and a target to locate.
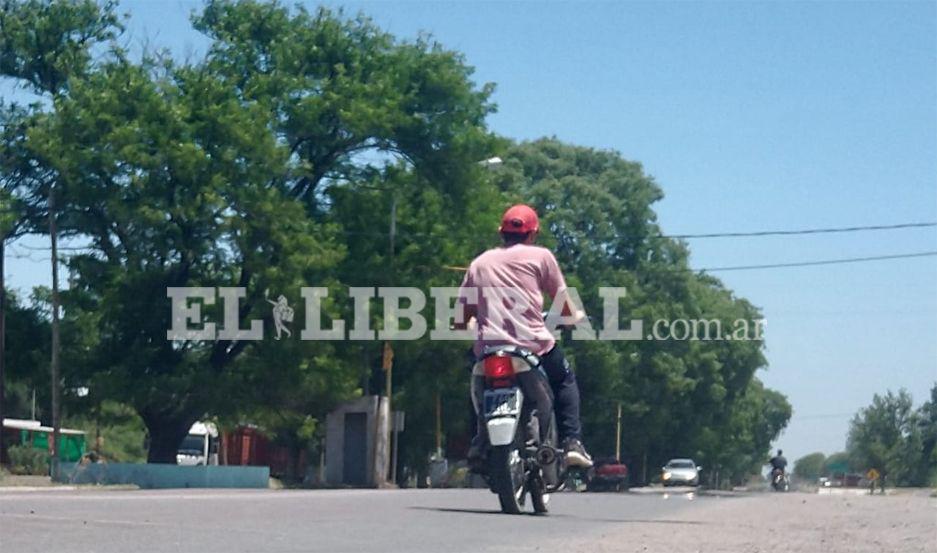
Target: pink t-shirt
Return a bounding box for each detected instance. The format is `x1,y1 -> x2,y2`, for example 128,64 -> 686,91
458,244 -> 567,356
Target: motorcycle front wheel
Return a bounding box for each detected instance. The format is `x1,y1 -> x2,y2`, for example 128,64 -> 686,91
489,445 -> 525,514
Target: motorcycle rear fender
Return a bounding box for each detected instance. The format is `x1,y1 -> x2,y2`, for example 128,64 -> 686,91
471,356 -> 535,377
487,417 -> 519,446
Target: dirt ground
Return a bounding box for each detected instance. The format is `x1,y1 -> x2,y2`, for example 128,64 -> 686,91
591,490 -> 936,553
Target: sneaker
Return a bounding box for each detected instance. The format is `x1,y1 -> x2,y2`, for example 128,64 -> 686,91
562,438 -> 593,468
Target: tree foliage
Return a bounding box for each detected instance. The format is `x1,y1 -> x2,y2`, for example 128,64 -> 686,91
847,386 -> 936,487
1,0 -> 791,480
0,0 -> 122,95
2,0 -> 498,463
793,452 -> 826,481
0,291 -> 49,418
490,139 -> 790,484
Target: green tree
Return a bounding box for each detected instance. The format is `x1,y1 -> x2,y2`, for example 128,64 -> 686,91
0,0 -> 122,95
187,0 -> 499,472
66,400 -> 147,463
1,103 -> 48,236
7,0 -> 499,464
0,291 -> 50,420
823,451 -> 852,476
695,378 -> 791,485
915,384 -> 937,486
0,102 -> 40,456
2,1 -> 794,478
847,389 -> 922,486
192,0 -> 498,205
27,53 -> 345,462
1,0 -> 122,460
324,160 -> 505,477
490,138 -> 790,483
793,452 -> 826,481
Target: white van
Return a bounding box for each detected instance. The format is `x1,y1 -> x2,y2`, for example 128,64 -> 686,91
176,421 -> 219,466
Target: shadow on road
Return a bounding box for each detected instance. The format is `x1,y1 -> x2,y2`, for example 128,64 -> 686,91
408,506 -> 709,526
408,506 -> 507,516
409,506 -> 575,518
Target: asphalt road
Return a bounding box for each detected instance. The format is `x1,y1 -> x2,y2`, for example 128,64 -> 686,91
0,487 -> 709,553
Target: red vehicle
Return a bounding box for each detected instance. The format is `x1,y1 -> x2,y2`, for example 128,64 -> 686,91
587,458 -> 629,492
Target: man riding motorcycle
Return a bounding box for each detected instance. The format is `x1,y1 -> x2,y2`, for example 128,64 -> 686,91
457,204 -> 593,469
769,449 -> 788,487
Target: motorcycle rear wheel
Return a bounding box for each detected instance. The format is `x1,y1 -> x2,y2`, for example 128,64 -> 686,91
489,445 -> 525,514
530,479 -> 550,513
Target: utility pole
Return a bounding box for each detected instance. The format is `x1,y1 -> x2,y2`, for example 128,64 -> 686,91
435,390 -> 442,457
0,236 -> 6,465
382,342 -> 397,483
615,402 -> 622,462
385,195 -> 395,408
642,451 -> 647,486
390,411 -> 401,487
384,193 -> 396,483
48,185 -> 61,479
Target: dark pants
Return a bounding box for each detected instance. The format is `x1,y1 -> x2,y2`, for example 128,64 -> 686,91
471,345 -> 583,447
539,345 -> 582,441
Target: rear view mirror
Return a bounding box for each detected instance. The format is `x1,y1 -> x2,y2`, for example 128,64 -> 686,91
697,466 -> 703,471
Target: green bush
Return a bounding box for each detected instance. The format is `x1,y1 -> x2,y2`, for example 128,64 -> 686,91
8,444 -> 49,475
67,401 -> 147,463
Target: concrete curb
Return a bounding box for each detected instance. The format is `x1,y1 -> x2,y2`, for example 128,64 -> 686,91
0,484 -> 139,493
0,485 -> 78,493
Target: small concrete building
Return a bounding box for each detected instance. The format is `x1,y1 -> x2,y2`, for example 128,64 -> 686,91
325,395 -> 390,487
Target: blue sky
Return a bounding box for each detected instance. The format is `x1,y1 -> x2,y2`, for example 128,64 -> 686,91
4,1 -> 936,462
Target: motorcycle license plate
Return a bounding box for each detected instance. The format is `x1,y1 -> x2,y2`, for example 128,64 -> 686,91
484,388 -> 521,418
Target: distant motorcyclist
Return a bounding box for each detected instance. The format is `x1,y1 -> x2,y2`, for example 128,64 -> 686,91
769,449 -> 788,474
769,449 -> 788,488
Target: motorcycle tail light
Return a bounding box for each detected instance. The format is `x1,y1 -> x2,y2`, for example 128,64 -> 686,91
483,355 -> 514,380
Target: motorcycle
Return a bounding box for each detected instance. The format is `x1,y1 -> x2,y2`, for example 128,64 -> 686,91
471,344 -> 573,514
771,468 -> 789,492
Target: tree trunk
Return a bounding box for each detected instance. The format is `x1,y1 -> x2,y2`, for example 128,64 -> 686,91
143,415 -> 197,464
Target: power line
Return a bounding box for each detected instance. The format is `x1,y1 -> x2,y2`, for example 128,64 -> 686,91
441,251 -> 937,273
668,222 -> 937,239
698,251 -> 937,272
2,210 -> 935,240
13,244 -> 90,251
397,221 -> 937,241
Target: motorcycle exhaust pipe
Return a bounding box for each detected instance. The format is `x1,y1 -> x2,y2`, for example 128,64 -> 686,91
536,445 -> 557,466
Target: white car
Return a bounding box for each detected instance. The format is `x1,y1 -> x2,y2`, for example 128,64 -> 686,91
661,458 -> 701,487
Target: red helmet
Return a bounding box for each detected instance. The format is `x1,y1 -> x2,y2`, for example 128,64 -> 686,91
499,204 -> 539,234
